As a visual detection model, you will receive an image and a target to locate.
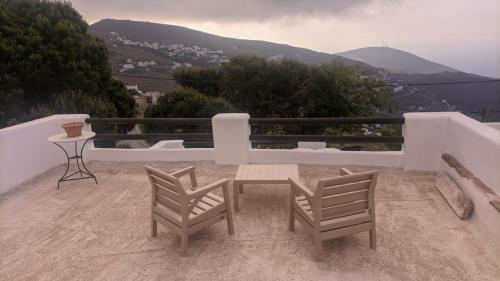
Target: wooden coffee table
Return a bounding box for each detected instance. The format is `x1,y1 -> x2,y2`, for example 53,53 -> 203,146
233,164 -> 299,211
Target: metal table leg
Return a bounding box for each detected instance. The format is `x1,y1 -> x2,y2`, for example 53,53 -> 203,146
53,138 -> 98,189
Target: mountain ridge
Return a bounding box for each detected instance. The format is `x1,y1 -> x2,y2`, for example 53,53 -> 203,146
336,47 -> 458,75
89,19 -> 500,118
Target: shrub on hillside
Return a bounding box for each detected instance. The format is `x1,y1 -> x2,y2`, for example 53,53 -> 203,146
143,88 -> 235,134
0,0 -> 136,127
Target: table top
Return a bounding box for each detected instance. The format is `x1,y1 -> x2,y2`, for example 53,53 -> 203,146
234,164 -> 299,184
48,131 -> 96,143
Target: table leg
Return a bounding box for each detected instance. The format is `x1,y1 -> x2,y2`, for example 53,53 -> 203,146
75,141 -> 83,177
239,184 -> 243,193
52,139 -> 98,189
79,138 -> 98,184
54,142 -> 70,190
233,182 -> 240,211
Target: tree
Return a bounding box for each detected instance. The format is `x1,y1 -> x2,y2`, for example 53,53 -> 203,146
30,90 -> 118,118
145,88 -> 234,119
0,0 -> 136,127
173,68 -> 221,97
0,88 -> 24,126
143,88 -> 235,134
30,90 -> 120,147
173,55 -> 393,118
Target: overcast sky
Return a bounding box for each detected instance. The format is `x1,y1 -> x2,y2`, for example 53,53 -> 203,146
70,0 -> 500,78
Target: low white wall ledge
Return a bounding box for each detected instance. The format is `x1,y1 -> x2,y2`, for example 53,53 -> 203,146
0,114 -> 89,194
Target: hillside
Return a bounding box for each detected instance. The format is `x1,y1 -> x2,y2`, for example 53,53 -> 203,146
336,47 -> 458,74
89,19 -> 500,119
388,72 -> 500,117
90,19 -> 376,72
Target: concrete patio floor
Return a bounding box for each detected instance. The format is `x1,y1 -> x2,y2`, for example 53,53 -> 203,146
1,161 -> 499,281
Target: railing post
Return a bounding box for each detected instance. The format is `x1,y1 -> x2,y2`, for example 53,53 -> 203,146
212,113 -> 250,164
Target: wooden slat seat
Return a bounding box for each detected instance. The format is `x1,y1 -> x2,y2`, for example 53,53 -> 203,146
153,192 -> 226,227
145,165 -> 235,256
294,196 -> 314,224
289,168 -> 378,260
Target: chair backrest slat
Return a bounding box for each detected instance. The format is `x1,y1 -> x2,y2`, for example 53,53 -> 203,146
320,171 -> 374,187
322,189 -> 369,208
154,183 -> 181,202
323,180 -> 371,196
316,170 -> 378,221
150,174 -> 179,193
155,192 -> 182,213
321,201 -> 369,220
145,165 -> 186,216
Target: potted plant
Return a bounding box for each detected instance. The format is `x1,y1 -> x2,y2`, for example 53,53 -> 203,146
61,122 -> 84,137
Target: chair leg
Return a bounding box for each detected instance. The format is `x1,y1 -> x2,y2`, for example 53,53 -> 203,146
288,210 -> 295,232
369,228 -> 376,249
233,182 -> 240,211
289,186 -> 295,232
181,233 -> 189,256
222,185 -> 235,234
314,238 -> 324,260
151,218 -> 157,237
226,212 -> 235,235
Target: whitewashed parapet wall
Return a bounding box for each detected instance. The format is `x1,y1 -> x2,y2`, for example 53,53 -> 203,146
403,112 -> 500,194
2,112 -> 499,197
0,114 -> 89,194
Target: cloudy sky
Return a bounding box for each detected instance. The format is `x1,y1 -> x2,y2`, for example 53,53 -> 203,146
70,0 -> 500,78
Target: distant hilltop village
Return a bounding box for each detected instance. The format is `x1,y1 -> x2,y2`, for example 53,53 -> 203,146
109,31 -> 230,71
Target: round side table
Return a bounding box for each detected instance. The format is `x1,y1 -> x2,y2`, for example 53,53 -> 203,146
48,131 -> 98,189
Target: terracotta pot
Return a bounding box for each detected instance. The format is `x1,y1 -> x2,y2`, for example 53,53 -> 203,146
62,122 -> 84,137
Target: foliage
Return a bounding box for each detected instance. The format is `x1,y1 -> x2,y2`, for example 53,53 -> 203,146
30,90 -> 120,147
143,88 -> 235,134
145,88 -> 234,118
30,90 -> 118,118
174,55 -> 393,118
173,68 -> 221,97
0,0 -> 136,128
172,56 -> 394,140
0,88 -> 25,126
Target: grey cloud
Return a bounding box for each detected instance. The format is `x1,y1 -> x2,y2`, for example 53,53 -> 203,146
72,0 -> 376,22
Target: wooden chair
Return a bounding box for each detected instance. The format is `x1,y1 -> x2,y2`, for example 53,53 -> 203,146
288,168 -> 378,259
144,165 -> 235,256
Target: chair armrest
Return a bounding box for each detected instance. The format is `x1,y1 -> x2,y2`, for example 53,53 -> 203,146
171,166 -> 195,177
186,178 -> 229,199
289,177 -> 314,201
340,168 -> 354,176
171,166 -> 197,188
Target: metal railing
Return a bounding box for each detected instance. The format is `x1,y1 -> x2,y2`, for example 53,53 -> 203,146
85,118 -> 214,148
85,117 -> 405,149
249,117 -> 404,148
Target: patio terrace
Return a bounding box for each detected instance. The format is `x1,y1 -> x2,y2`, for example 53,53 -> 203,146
1,112 -> 500,280
1,161 -> 499,281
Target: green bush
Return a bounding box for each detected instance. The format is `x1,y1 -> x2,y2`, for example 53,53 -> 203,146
174,55 -> 393,118
30,90 -> 119,147
0,0 -> 136,128
144,88 -> 235,134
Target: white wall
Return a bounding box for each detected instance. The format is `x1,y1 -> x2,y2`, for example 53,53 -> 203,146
485,122 -> 500,131
446,114 -> 500,194
402,112 -> 500,193
88,148 -> 214,162
212,113 -> 250,164
3,112 -> 499,198
250,149 -> 403,167
0,114 -> 88,194
402,112 -> 451,171
443,161 -> 500,254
